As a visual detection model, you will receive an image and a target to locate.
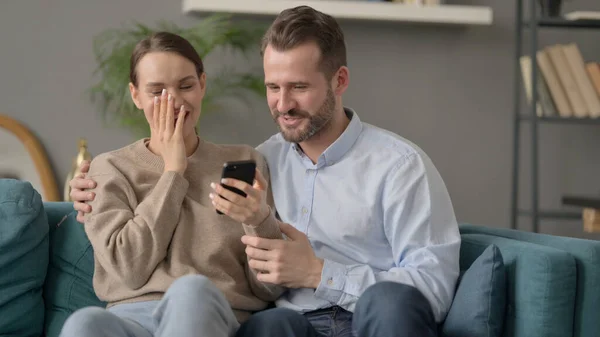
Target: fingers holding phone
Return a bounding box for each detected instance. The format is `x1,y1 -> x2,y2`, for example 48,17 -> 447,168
210,161 -> 270,226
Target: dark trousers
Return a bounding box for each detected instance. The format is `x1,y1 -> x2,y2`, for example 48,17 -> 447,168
236,282 -> 438,337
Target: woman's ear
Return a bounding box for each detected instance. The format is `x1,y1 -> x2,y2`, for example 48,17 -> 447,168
129,82 -> 143,109
199,73 -> 207,97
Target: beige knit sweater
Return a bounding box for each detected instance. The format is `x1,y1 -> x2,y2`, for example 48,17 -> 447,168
83,138 -> 285,322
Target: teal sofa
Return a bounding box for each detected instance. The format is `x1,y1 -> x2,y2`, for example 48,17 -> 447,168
1,180 -> 599,337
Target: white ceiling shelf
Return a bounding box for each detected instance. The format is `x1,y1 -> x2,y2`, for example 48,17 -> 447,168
182,0 -> 493,26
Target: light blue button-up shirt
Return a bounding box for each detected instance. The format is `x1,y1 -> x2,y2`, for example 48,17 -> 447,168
256,108 -> 461,322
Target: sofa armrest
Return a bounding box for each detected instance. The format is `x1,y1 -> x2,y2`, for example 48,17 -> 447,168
42,201 -> 105,337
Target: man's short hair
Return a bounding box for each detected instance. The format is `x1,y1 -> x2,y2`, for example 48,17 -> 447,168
261,5 -> 347,80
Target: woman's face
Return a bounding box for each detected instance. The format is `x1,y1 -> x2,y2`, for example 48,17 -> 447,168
129,51 -> 206,138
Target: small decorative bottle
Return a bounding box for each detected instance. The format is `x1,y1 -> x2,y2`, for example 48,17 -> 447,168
63,138 -> 92,201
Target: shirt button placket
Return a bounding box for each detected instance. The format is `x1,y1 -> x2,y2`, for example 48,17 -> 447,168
301,168 -> 315,233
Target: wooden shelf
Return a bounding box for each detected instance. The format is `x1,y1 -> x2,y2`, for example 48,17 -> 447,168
523,18 -> 600,30
563,196 -> 600,209
517,209 -> 581,220
182,0 -> 493,26
519,115 -> 600,125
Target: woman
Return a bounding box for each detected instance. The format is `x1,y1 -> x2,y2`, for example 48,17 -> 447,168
59,32 -> 284,337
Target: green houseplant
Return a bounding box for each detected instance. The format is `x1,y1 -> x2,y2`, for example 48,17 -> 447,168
90,15 -> 268,138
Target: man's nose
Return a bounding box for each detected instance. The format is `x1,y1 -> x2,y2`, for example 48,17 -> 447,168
277,90 -> 296,113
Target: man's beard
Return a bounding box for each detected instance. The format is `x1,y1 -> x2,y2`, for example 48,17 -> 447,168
272,89 -> 336,143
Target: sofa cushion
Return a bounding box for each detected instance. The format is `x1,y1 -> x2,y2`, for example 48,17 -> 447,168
0,179 -> 48,337
457,233 -> 576,337
442,243 -> 506,337
43,203 -> 105,337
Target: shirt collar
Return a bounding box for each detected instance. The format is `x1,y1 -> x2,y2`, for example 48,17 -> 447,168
291,107 -> 363,167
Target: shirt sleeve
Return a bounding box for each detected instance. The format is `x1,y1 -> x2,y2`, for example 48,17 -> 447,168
313,153 -> 461,322
84,156 -> 189,290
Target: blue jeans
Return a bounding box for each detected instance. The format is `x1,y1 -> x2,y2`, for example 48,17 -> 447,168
237,282 -> 438,337
59,275 -> 240,337
305,306 -> 354,337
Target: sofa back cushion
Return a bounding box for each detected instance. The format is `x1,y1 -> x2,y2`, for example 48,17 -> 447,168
43,202 -> 106,337
0,179 -> 48,337
460,224 -> 600,337
459,233 -> 577,337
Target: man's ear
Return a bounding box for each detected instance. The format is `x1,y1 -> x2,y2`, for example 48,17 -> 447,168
332,66 -> 349,96
129,82 -> 143,109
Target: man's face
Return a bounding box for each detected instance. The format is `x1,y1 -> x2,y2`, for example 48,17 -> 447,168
263,42 -> 336,143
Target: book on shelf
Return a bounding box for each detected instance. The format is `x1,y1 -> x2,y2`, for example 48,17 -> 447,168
520,55 -> 557,117
586,63 -> 600,98
562,43 -> 600,117
536,50 -> 572,117
562,195 -> 600,233
546,44 -> 588,117
520,42 -> 600,119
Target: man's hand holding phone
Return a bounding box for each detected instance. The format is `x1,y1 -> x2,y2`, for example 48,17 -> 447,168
210,168 -> 271,226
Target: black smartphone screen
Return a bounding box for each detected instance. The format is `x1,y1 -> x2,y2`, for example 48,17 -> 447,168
217,160 -> 256,214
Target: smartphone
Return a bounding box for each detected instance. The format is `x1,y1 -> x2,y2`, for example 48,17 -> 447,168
216,160 -> 257,214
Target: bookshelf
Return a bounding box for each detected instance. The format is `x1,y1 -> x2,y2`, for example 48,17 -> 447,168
511,0 -> 600,233
182,0 -> 493,26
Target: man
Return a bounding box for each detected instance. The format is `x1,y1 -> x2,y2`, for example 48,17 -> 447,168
70,5 -> 460,337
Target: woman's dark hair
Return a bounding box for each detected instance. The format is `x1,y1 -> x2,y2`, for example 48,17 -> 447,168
129,31 -> 204,86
